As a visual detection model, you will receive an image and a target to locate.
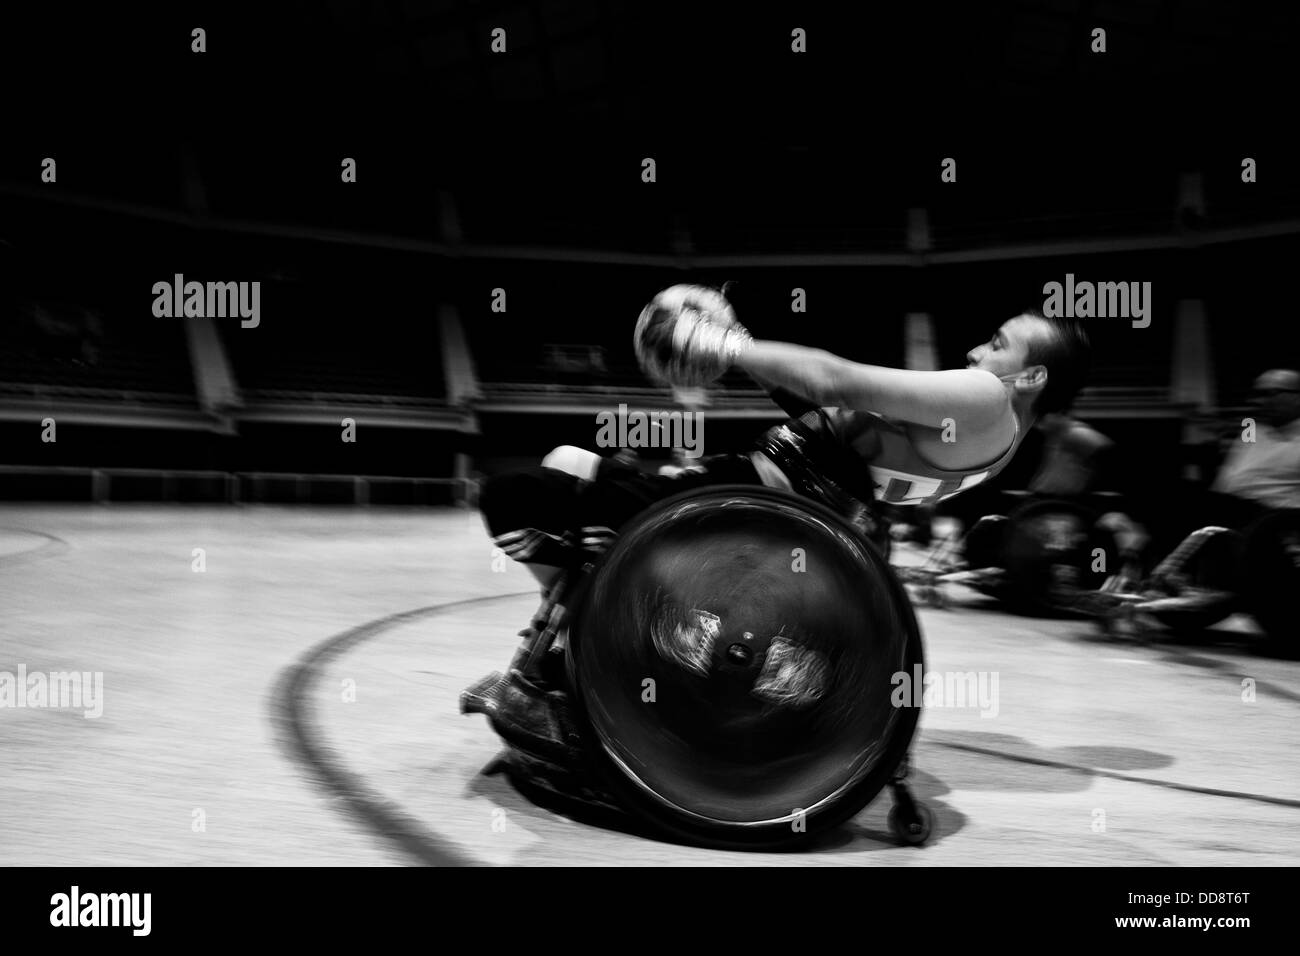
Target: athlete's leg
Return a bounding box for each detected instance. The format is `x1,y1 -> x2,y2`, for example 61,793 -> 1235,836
478,465 -> 589,595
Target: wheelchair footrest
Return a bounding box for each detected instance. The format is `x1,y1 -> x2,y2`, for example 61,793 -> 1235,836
461,669 -> 587,768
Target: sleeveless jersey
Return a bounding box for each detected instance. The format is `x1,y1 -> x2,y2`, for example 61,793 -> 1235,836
756,407 -> 1022,508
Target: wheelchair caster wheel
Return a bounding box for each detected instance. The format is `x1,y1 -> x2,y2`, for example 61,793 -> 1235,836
888,801 -> 933,846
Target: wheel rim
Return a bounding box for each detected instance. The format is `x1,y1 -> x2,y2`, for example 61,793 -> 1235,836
569,487 -> 920,829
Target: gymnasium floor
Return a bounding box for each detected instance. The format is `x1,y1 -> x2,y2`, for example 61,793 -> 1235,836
2,505 -> 1297,866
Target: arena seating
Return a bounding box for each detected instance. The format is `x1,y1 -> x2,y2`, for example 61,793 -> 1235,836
220,316 -> 446,405
2,298 -> 195,405
210,241 -> 448,405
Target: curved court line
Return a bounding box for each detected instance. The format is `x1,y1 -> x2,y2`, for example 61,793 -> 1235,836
276,590 -> 1300,867
0,527 -> 71,566
271,590 -> 535,868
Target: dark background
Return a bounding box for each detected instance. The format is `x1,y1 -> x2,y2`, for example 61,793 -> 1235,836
1,1 -> 1297,530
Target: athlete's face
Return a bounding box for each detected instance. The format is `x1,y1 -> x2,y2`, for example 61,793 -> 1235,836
1251,370 -> 1300,427
965,315 -> 1045,380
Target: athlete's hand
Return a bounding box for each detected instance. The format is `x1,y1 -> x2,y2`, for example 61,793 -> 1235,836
634,285 -> 754,387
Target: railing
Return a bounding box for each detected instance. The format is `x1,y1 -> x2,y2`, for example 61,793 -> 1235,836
479,381 -> 667,398
0,382 -> 197,406
0,465 -> 474,506
241,389 -> 449,407
476,380 -> 1179,413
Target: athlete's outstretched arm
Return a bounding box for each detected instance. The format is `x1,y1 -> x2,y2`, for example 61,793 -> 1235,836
733,340 -> 1008,430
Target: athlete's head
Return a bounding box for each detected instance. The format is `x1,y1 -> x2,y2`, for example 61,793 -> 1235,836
1251,368 -> 1300,427
966,309 -> 1091,415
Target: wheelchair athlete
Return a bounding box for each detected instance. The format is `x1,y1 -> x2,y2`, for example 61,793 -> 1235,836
483,290 -> 1091,590
1103,369 -> 1300,630
466,288 -> 1093,757
907,411 -> 1149,608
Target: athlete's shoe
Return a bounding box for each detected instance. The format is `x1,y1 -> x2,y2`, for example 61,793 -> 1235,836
460,668 -> 584,766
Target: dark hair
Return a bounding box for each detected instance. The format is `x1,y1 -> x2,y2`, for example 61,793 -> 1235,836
1020,307 -> 1091,414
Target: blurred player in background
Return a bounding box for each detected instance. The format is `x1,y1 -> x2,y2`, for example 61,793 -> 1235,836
1210,369 -> 1300,518
1028,412 -> 1114,497
1138,368 -> 1300,606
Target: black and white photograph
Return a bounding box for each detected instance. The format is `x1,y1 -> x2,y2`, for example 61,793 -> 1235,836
0,0 -> 1295,934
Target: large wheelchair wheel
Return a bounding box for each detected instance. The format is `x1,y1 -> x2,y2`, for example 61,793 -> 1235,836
1242,509 -> 1300,650
564,485 -> 923,850
1001,498 -> 1119,616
